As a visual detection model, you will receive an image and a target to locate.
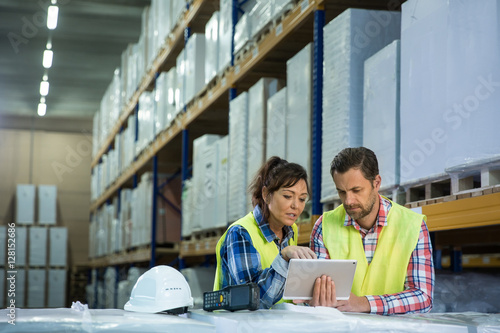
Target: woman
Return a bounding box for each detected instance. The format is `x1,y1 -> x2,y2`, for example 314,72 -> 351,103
213,156 -> 317,309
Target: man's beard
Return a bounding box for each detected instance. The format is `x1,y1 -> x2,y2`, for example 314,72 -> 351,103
345,191 -> 377,221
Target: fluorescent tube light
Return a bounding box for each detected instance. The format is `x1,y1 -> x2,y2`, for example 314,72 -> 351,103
40,81 -> 50,96
43,49 -> 53,68
38,103 -> 47,116
47,6 -> 59,30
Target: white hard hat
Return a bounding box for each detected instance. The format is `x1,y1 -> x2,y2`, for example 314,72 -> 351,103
124,265 -> 194,314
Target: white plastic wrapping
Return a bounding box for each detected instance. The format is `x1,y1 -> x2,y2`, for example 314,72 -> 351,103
234,13 -> 251,55
170,1 -> 186,32
176,49 -> 186,113
215,135 -> 229,228
322,9 -> 401,202
0,269 -> 4,308
104,267 -> 116,309
181,266 -> 216,308
166,66 -> 178,126
191,135 -> 222,232
136,91 -> 155,157
205,11 -> 220,84
38,185 -> 57,225
228,92 -> 249,222
249,0 -> 272,40
287,43 -> 312,177
0,308 -> 215,332
400,0 -> 500,185
29,227 -> 47,266
272,0 -> 294,20
92,111 -> 100,158
14,226 -> 27,266
247,78 -> 281,211
182,179 -> 194,238
49,227 -> 67,267
185,33 -> 206,105
16,184 -> 35,224
47,269 -> 66,308
27,269 -> 46,308
155,72 -> 167,133
15,269 -> 26,308
363,40 -> 400,190
218,0 -> 233,73
266,87 -> 287,160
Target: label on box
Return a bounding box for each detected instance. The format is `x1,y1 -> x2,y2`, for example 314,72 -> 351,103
235,65 -> 240,75
276,23 -> 283,37
252,47 -> 259,59
198,100 -> 203,110
208,90 -> 213,99
221,77 -> 227,87
301,0 -> 309,13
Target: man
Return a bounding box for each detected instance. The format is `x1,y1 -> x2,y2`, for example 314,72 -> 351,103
309,147 -> 434,315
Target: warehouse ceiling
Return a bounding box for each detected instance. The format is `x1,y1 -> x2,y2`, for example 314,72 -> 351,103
0,0 -> 150,130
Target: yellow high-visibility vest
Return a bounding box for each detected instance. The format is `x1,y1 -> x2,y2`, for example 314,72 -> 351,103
214,212 -> 297,304
322,198 -> 423,296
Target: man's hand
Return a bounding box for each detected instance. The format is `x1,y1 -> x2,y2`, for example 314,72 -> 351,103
307,275 -> 337,307
335,293 -> 371,313
281,246 -> 317,261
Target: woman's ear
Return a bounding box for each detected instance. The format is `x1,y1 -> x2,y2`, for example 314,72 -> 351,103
262,186 -> 269,204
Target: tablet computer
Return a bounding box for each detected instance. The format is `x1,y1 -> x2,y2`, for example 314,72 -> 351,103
282,259 -> 357,300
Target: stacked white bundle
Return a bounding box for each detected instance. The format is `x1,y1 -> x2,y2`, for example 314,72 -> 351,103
165,66 -> 178,126
155,72 -> 168,133
247,78 -> 281,211
286,43 -> 313,176
154,0 -> 172,56
218,0 -> 233,73
234,13 -> 251,55
266,87 -> 287,160
49,227 -> 67,266
27,269 -> 45,308
228,92 -> 249,222
181,179 -> 194,238
15,226 -> 27,266
120,189 -> 133,250
170,1 -> 186,31
104,267 -> 117,309
215,135 -> 229,228
92,111 -> 100,157
176,49 -> 186,113
205,11 -> 220,84
185,33 -> 206,106
363,40 -> 401,191
322,9 -> 401,202
29,227 -> 47,266
191,135 -> 222,232
16,184 -> 35,224
47,269 -> 66,308
135,91 -> 155,157
115,132 -> 122,177
400,0 -> 500,185
272,0 -> 294,19
249,1 -> 272,40
15,269 -> 25,307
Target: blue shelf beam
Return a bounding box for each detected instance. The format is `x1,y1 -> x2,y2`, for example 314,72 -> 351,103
312,6 -> 325,216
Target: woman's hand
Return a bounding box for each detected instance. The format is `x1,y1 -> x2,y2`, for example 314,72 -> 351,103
281,246 -> 317,261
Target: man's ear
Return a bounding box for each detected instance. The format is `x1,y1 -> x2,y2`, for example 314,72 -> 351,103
374,175 -> 382,191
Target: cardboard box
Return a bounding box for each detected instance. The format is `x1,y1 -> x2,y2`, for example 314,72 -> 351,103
29,227 -> 47,266
16,184 -> 35,224
47,269 -> 66,308
28,269 -> 46,308
38,185 -> 57,225
49,227 -> 67,267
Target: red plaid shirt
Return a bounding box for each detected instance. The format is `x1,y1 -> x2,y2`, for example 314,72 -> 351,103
310,195 -> 434,315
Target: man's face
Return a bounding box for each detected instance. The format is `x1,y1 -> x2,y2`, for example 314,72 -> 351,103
333,168 -> 381,222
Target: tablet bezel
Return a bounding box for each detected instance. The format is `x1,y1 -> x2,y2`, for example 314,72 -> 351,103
282,259 -> 357,300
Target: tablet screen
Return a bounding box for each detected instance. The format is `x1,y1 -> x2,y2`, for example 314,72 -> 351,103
282,259 -> 357,300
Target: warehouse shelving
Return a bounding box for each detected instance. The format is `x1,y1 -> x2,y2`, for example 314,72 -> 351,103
89,0 -> 500,273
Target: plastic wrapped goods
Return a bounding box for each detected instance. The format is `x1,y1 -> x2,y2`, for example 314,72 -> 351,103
322,8 -> 401,202
363,40 -> 401,190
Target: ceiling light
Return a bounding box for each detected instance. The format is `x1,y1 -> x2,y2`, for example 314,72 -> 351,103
37,103 -> 47,116
40,81 -> 50,96
43,49 -> 53,68
47,6 -> 59,30
46,41 -> 52,50
40,97 -> 46,103
43,74 -> 48,81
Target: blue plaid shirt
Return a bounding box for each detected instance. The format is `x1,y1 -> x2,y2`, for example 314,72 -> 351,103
218,205 -> 295,309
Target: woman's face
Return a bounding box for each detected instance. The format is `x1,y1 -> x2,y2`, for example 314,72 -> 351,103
265,179 -> 308,229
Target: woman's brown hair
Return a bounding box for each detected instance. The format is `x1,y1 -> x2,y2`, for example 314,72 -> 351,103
248,156 -> 310,221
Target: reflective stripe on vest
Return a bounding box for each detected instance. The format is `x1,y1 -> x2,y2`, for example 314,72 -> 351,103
213,212 -> 297,304
322,198 -> 424,296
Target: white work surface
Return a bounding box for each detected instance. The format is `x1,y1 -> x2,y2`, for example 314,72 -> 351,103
2,305 -> 500,333
190,303 -> 500,333
0,308 -> 215,333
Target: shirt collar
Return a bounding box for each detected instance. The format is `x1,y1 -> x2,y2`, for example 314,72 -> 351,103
253,205 -> 294,242
344,195 -> 392,231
